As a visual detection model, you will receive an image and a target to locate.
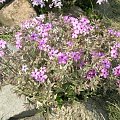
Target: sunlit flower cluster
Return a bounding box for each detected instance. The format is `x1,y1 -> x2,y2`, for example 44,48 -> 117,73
63,16 -> 93,38
111,42 -> 120,58
13,15 -> 119,87
96,0 -> 108,5
1,14 -> 120,91
31,0 -> 63,8
108,29 -> 120,38
31,67 -> 47,82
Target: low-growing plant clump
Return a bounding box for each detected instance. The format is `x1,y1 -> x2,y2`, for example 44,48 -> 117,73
0,13 -> 120,115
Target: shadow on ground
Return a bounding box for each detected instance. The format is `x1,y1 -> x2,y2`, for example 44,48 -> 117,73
96,0 -> 120,29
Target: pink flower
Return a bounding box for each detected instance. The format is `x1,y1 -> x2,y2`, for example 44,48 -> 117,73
108,29 -> 120,38
110,49 -> 118,58
100,68 -> 109,78
31,67 -> 47,83
29,32 -> 39,41
0,39 -> 6,49
70,51 -> 81,62
91,51 -> 104,58
80,17 -> 90,24
72,33 -> 78,38
113,65 -> 120,77
38,39 -> 49,51
15,32 -> 22,49
22,65 -> 28,72
16,39 -> 22,49
0,50 -> 5,57
66,41 -> 73,47
48,48 -> 58,59
86,69 -> 97,80
58,52 -> 68,64
63,16 -> 93,38
101,59 -> 111,69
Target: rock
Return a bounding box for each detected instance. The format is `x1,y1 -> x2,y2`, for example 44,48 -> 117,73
0,85 -> 36,120
19,113 -> 45,120
7,43 -> 18,53
0,84 -> 108,120
48,100 -> 108,120
0,0 -> 36,26
16,99 -> 108,120
63,6 -> 84,17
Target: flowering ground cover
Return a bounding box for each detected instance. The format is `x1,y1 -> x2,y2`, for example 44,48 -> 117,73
0,12 -> 120,115
0,0 -> 120,119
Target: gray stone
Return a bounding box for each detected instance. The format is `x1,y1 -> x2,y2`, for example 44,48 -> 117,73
64,6 -> 84,17
7,43 -> 18,53
19,113 -> 45,120
0,85 -> 35,120
0,0 -> 36,26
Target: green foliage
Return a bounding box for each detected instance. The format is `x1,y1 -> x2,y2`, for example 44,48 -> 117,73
75,0 -> 97,10
0,34 -> 12,41
107,103 -> 120,120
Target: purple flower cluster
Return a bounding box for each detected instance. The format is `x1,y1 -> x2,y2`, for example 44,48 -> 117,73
111,42 -> 120,58
101,59 -> 111,69
90,51 -> 111,78
86,58 -> 111,79
113,65 -> 120,77
86,69 -> 97,80
99,59 -> 111,78
31,67 -> 47,82
0,39 -> 6,57
48,48 -> 58,60
100,68 -> 109,78
70,51 -> 82,62
20,15 -> 46,30
20,16 -> 87,65
57,52 -> 68,64
13,15 -> 120,86
17,16 -> 52,51
91,51 -> 105,58
63,16 -> 93,38
108,29 -> 120,37
48,49 -> 83,65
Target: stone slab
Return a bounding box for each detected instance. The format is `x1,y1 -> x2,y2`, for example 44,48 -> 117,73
0,85 -> 35,120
